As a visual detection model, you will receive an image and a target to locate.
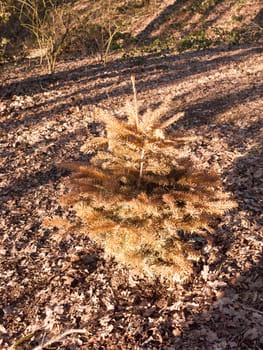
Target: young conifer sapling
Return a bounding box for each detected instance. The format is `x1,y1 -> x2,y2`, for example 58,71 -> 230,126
56,76 -> 236,283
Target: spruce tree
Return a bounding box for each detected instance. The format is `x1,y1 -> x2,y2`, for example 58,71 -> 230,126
56,76 -> 236,283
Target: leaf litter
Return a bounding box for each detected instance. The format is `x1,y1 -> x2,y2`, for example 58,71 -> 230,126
0,43 -> 263,349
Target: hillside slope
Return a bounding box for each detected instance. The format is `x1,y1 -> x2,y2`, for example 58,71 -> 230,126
1,0 -> 262,64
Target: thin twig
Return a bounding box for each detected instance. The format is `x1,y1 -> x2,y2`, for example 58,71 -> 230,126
239,304 -> 263,316
32,329 -> 87,350
138,148 -> 145,188
131,74 -> 139,129
131,74 -> 145,188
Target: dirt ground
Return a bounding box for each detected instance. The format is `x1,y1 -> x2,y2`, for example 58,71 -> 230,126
0,43 -> 263,349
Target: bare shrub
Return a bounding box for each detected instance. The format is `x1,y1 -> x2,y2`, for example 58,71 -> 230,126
17,0 -> 75,73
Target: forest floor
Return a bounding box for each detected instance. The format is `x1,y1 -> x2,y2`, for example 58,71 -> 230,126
0,43 -> 263,349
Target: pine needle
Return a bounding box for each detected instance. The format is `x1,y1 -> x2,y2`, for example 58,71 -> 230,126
156,111 -> 185,130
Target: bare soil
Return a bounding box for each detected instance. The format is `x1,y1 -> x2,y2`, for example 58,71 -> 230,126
0,43 -> 263,349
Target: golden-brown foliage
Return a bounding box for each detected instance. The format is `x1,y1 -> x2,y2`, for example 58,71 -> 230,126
56,78 -> 236,283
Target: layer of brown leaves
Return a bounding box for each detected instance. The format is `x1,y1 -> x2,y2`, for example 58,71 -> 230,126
0,42 -> 262,349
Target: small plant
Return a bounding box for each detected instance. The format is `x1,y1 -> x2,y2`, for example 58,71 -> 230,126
190,0 -> 220,14
93,22 -> 119,66
213,25 -> 262,46
78,0 -> 121,66
17,0 -> 74,73
54,76 -> 236,283
177,31 -> 212,52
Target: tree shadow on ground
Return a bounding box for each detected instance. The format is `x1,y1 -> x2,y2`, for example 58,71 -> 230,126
0,124 -> 95,200
165,140 -> 263,349
168,256 -> 263,349
0,44 -> 262,135
100,139 -> 262,349
1,43 -> 262,205
1,44 -> 261,100
227,133 -> 263,231
135,0 -> 232,43
177,84 -> 263,128
1,42 -> 263,349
